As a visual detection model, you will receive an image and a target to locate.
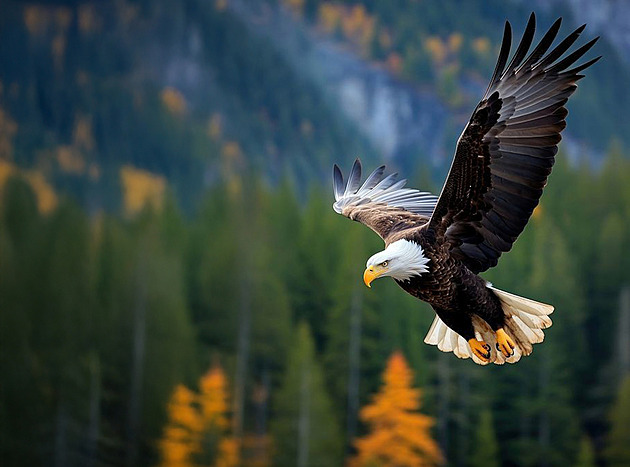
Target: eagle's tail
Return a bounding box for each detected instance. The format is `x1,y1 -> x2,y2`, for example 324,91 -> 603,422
424,286 -> 554,365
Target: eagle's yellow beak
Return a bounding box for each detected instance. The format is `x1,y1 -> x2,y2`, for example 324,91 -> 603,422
363,265 -> 386,288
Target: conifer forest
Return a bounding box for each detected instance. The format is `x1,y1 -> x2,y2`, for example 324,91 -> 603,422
1,0 -> 630,466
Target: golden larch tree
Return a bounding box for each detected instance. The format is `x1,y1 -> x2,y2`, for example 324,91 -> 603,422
158,384 -> 203,467
197,364 -> 240,467
158,363 -> 240,467
350,351 -> 443,467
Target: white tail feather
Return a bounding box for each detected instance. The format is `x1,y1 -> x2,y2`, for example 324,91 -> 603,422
424,286 -> 553,365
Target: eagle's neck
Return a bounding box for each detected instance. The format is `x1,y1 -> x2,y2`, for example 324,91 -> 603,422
386,239 -> 430,282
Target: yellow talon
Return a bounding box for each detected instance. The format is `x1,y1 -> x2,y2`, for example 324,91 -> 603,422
468,338 -> 491,362
496,328 -> 515,357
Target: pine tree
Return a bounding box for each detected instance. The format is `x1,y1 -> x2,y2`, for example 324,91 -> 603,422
350,350 -> 442,467
470,410 -> 499,467
605,376 -> 630,466
575,436 -> 596,467
271,322 -> 343,467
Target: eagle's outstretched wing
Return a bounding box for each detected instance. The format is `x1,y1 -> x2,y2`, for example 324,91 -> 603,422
333,159 -> 438,242
429,14 -> 599,273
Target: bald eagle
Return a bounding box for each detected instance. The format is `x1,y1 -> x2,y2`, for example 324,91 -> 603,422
332,14 -> 599,365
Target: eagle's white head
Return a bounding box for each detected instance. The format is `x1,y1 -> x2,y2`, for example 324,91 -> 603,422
363,239 -> 430,287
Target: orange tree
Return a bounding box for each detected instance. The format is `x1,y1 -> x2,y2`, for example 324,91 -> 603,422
350,351 -> 443,467
157,363 -> 239,467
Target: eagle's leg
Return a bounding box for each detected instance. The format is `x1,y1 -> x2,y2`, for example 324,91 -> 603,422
495,329 -> 515,357
479,295 -> 515,358
434,307 -> 491,362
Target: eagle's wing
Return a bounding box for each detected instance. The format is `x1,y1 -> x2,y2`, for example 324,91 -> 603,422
428,14 -> 599,273
333,159 -> 439,242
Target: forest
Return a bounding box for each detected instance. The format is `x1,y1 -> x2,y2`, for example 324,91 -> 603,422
1,0 -> 630,466
2,152 -> 630,466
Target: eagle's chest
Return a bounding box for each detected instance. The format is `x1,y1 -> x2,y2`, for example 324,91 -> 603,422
395,241 -> 458,308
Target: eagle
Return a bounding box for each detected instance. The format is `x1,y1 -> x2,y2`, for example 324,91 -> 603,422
332,14 -> 599,365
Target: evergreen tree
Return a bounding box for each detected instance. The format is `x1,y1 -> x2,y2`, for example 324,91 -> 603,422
575,436 -> 596,467
350,351 -> 442,467
271,322 -> 343,467
470,410 -> 499,467
605,376 -> 630,466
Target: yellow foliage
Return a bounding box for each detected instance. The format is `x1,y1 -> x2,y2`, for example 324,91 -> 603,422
0,160 -> 57,214
158,363 -> 241,467
25,171 -> 57,214
318,3 -> 342,34
318,3 -> 376,54
472,37 -> 490,55
215,0 -> 228,11
350,351 -> 443,467
158,385 -> 203,467
341,4 -> 375,53
57,146 -> 85,174
216,437 -> 240,467
448,33 -> 463,53
199,364 -> 231,430
0,159 -> 15,188
424,36 -> 447,66
161,87 -> 187,116
120,165 -> 166,216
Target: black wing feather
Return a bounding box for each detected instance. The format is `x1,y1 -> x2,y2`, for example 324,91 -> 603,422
429,14 -> 599,273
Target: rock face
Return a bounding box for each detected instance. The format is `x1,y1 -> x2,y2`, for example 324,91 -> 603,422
228,0 -> 449,167
315,45 -> 448,164
228,0 -> 610,169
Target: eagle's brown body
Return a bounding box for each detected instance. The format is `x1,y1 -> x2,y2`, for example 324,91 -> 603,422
332,14 -> 598,365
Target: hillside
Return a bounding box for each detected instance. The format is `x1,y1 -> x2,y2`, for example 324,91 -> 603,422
0,0 -> 623,210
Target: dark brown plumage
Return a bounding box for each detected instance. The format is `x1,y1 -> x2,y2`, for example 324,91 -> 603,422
332,14 -> 599,365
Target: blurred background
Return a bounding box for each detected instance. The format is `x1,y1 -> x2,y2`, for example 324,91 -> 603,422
1,0 -> 630,466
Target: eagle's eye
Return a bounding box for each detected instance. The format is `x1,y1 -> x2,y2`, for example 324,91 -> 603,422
381,261 -> 388,267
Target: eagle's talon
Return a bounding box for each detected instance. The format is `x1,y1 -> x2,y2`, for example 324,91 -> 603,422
468,339 -> 491,362
495,328 -> 516,358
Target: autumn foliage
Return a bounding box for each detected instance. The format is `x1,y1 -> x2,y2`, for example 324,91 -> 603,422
158,363 -> 239,467
350,351 -> 443,467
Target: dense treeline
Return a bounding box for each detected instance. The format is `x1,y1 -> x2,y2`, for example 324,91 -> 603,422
2,151 -> 630,466
0,0 -> 375,210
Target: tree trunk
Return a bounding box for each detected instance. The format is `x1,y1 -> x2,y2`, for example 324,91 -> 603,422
297,360 -> 311,467
345,285 -> 362,453
54,402 -> 68,467
87,352 -> 101,467
437,351 -> 451,455
618,286 -> 630,377
127,260 -> 147,467
232,263 -> 252,441
538,356 -> 550,467
456,371 -> 469,467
